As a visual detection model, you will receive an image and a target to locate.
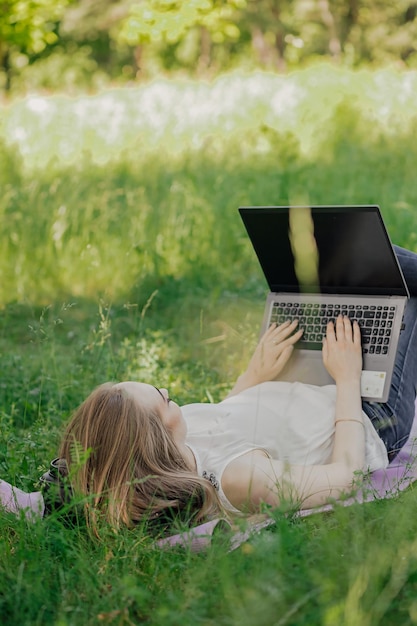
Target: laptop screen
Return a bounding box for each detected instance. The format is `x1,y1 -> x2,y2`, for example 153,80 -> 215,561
239,206 -> 409,296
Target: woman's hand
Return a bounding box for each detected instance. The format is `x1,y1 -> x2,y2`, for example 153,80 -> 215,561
226,320 -> 303,397
322,315 -> 362,383
245,320 -> 303,384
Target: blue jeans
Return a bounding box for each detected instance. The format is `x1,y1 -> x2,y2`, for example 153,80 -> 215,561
362,245 -> 417,460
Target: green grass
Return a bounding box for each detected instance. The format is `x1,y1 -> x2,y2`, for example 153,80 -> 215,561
1,65 -> 417,624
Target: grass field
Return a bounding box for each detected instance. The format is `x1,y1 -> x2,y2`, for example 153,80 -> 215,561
1,64 -> 417,625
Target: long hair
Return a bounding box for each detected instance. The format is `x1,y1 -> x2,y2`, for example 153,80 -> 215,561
59,383 -> 221,533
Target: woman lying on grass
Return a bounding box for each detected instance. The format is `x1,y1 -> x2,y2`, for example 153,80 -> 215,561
59,246 -> 417,532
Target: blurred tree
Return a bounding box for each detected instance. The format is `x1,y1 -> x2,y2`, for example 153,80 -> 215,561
59,0 -> 133,74
118,0 -> 245,73
239,0 -> 302,70
0,0 -> 70,90
240,0 -> 417,69
2,0 -> 417,93
350,0 -> 417,66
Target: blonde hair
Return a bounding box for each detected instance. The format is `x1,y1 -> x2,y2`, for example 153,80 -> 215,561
59,383 -> 221,533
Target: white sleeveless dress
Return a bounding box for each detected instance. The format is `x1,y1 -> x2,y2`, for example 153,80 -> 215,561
182,381 -> 389,513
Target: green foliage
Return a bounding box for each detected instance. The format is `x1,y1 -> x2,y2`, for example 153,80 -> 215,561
0,0 -> 71,90
119,0 -> 243,45
13,44 -> 108,94
0,0 -> 68,53
2,0 -> 417,93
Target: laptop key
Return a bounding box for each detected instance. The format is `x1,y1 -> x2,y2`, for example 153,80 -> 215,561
364,311 -> 375,318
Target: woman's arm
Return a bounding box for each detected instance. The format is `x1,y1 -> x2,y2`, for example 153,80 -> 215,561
226,320 -> 303,398
223,453 -> 364,512
223,315 -> 366,511
323,315 -> 365,470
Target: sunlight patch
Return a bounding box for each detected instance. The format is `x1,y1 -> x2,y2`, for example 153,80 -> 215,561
288,205 -> 319,292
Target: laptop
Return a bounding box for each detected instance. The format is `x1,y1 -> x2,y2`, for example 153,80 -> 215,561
239,205 -> 410,402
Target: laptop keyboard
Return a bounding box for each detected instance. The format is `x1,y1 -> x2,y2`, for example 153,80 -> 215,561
270,301 -> 396,355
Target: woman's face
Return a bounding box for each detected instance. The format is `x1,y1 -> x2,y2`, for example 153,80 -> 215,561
115,381 -> 187,444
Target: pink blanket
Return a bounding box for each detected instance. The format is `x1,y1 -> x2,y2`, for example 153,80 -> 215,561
0,479 -> 44,520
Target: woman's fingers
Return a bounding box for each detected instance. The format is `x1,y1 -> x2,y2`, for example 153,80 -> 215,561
262,321 -> 288,344
268,315 -> 360,354
270,326 -> 303,359
353,319 -> 361,345
322,315 -> 363,382
269,314 -> 360,353
335,314 -> 347,339
272,319 -> 299,339
289,327 -> 304,344
326,315 -> 359,343
326,318 -> 336,342
273,321 -> 303,345
269,319 -> 293,337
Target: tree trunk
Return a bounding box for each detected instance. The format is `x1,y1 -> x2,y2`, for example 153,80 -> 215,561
318,0 -> 342,59
133,45 -> 143,78
197,26 -> 211,74
0,42 -> 11,92
340,0 -> 359,49
251,26 -> 272,66
270,4 -> 286,71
